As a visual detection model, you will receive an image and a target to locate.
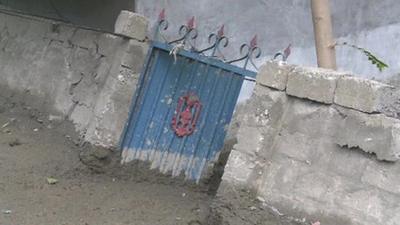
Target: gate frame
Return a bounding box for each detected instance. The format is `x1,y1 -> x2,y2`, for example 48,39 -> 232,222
119,40 -> 257,150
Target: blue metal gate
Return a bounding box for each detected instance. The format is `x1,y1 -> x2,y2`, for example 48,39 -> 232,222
120,13 -> 259,182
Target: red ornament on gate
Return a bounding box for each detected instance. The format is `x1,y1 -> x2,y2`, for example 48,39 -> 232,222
171,92 -> 202,137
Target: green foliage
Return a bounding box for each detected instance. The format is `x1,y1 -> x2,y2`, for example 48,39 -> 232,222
337,42 -> 389,72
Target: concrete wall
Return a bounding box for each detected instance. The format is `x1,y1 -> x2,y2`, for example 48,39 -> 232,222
4,0 -> 399,103
212,62 -> 400,225
2,0 -> 399,80
136,0 -> 400,81
0,0 -> 135,31
0,10 -> 148,148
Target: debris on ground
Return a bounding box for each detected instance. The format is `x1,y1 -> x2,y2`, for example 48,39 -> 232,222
46,177 -> 59,185
8,138 -> 21,147
0,94 -> 211,225
2,122 -> 10,128
249,206 -> 257,211
2,129 -> 11,134
188,220 -> 202,225
1,118 -> 16,129
2,209 -> 12,214
48,114 -> 63,122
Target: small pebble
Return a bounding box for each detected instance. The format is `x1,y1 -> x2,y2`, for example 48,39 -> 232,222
249,206 -> 257,211
47,177 -> 58,185
9,138 -> 21,147
3,129 -> 11,134
2,122 -> 10,128
2,209 -> 12,214
256,196 -> 266,203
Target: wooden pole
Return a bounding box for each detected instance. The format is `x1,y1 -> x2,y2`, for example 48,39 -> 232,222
311,0 -> 337,70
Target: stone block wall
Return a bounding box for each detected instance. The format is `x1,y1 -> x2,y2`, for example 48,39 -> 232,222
0,10 -> 149,147
212,62 -> 400,225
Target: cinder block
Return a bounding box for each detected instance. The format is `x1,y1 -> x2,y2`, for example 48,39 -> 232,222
334,107 -> 400,162
4,16 -> 30,36
70,29 -> 100,49
234,126 -> 264,157
334,76 -> 394,113
293,172 -> 336,201
361,160 -> 400,195
286,66 -> 342,104
46,24 -> 76,42
274,131 -> 314,162
97,33 -> 125,57
259,154 -> 311,198
0,13 -> 6,31
222,150 -> 256,186
336,188 -> 384,221
26,20 -> 51,39
120,40 -> 148,73
257,61 -> 294,91
114,11 -> 148,41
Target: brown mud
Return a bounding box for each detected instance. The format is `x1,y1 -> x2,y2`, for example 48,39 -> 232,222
0,92 -> 212,225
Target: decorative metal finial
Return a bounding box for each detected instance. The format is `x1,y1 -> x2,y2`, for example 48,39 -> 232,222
187,16 -> 195,29
158,8 -> 166,21
169,16 -> 198,51
197,25 -> 229,60
153,13 -> 262,69
273,44 -> 292,62
227,34 -> 262,70
217,25 -> 225,37
250,35 -> 257,48
155,8 -> 169,42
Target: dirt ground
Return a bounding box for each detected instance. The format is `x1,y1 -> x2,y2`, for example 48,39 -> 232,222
0,94 -> 212,225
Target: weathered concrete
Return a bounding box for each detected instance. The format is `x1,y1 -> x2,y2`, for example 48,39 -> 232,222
286,66 -> 341,104
114,10 -> 148,41
2,0 -> 400,79
214,62 -> 400,225
257,61 -> 294,91
335,76 -> 394,113
136,0 -> 400,80
0,0 -> 135,32
334,107 -> 400,162
0,11 -> 148,148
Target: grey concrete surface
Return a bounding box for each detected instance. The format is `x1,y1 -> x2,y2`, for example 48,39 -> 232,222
114,10 -> 148,40
2,0 -> 399,103
257,61 -> 294,91
216,62 -> 400,225
334,75 -> 394,113
334,107 -> 400,162
136,0 -> 400,80
1,0 -> 399,80
0,11 -> 148,148
286,66 -> 341,104
0,0 -> 134,31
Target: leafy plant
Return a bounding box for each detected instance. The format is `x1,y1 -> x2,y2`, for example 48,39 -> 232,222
336,42 -> 388,72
